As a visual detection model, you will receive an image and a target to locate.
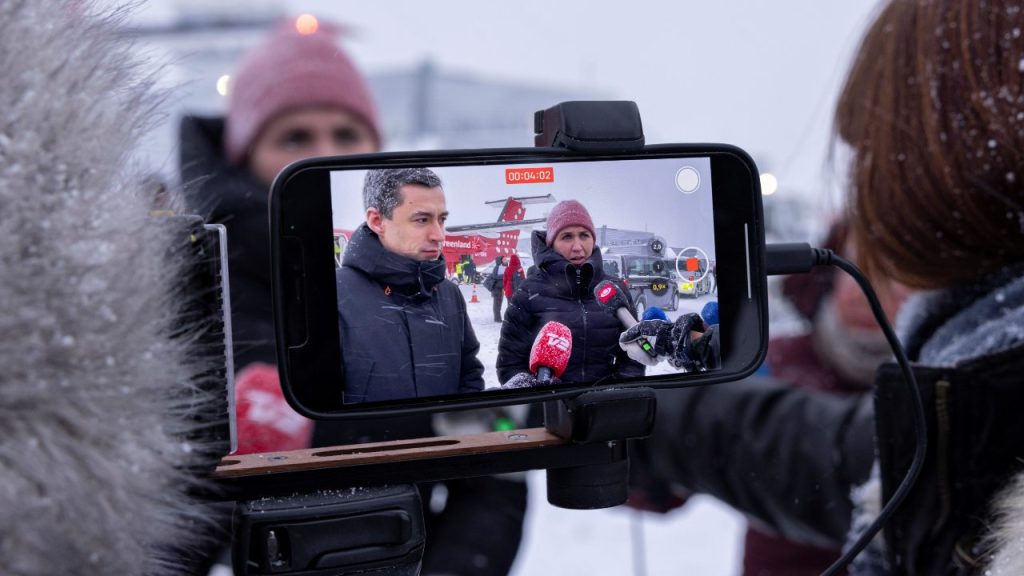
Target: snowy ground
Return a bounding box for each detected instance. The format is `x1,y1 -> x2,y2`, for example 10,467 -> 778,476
512,480 -> 744,576
456,283 -> 746,576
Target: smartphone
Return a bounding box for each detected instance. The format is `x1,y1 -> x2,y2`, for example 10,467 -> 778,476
271,145 -> 767,419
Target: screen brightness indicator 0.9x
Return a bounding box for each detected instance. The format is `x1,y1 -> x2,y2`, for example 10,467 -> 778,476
505,167 -> 554,184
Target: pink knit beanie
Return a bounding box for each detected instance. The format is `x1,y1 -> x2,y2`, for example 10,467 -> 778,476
224,19 -> 381,165
545,200 -> 596,246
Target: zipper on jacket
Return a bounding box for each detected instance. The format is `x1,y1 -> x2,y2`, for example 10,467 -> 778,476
930,378 -> 952,536
400,304 -> 418,398
576,266 -> 586,381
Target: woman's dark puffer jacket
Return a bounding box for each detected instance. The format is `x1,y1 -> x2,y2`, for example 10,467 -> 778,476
496,231 -> 645,385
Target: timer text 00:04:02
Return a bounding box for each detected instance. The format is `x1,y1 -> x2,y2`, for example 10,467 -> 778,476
505,167 -> 554,184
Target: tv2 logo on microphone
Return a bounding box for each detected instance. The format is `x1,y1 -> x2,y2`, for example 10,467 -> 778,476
597,285 -> 615,304
546,333 -> 571,352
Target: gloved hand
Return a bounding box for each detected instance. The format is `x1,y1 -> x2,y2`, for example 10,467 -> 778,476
618,319 -> 675,366
500,371 -> 561,389
619,313 -> 707,370
668,313 -> 705,371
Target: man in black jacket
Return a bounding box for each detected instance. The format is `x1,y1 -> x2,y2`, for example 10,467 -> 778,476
336,168 -> 485,403
326,169 -> 526,576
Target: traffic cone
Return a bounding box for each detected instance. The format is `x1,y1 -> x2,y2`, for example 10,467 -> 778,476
469,283 -> 480,303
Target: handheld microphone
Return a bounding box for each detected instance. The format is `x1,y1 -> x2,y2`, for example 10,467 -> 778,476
234,363 -> 313,455
594,280 -> 657,358
529,321 -> 573,384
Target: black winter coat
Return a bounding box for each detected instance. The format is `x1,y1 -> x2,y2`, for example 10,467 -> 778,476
180,115 -> 276,370
869,267 -> 1024,575
632,265 -> 1024,576
336,224 -> 485,403
496,231 -> 645,385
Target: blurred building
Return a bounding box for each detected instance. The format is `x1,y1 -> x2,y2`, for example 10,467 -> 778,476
762,193 -> 826,243
371,60 -> 599,151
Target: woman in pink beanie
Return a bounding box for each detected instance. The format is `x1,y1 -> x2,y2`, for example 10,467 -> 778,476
180,18 -> 527,576
222,19 -> 381,184
496,199 -> 646,386
180,18 -> 381,376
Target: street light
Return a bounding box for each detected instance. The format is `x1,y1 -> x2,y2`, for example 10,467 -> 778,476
216,74 -> 231,97
760,172 -> 778,196
295,14 -> 319,35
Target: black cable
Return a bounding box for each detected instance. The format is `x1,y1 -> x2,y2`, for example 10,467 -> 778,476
766,243 -> 928,576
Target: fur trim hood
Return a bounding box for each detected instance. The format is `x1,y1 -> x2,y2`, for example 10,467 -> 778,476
899,269 -> 1024,574
987,472 -> 1024,575
0,2 -> 223,574
849,266 -> 1024,575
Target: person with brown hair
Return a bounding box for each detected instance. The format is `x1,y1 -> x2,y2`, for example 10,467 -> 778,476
739,222 -> 908,576
630,1 -> 1024,574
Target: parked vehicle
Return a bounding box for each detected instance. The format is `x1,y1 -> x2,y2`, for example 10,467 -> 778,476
665,257 -> 713,300
603,253 -> 675,316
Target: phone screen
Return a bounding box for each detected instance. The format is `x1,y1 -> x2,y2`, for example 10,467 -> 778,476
272,146 -> 765,417
328,156 -> 720,403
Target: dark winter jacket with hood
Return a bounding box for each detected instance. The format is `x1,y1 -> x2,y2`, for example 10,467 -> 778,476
631,264 -> 1024,576
336,224 -> 485,403
496,231 -> 645,385
180,115 -> 277,370
1,2 -> 227,574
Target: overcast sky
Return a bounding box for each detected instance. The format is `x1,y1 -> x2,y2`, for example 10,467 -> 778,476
293,0 -> 882,210
330,156 -> 716,252
127,0 -> 883,210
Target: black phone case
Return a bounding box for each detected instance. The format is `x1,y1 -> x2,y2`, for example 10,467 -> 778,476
270,145 -> 769,420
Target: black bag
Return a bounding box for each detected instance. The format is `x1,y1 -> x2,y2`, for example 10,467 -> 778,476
484,273 -> 499,292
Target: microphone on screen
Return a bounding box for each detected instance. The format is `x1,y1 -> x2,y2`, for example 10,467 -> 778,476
529,320 -> 573,385
502,321 -> 573,389
593,279 -> 657,359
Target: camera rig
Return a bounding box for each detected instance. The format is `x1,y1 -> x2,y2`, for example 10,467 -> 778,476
211,102 -> 661,576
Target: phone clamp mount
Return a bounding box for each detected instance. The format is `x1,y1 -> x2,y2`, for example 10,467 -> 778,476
534,100 -> 645,152
213,101 -> 658,575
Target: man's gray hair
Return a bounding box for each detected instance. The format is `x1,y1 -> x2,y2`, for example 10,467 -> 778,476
363,168 -> 443,219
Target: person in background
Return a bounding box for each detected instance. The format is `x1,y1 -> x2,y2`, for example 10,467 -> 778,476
642,306 -> 669,322
742,222 -> 905,576
463,256 -> 478,285
181,19 -> 379,376
180,19 -> 525,576
630,1 -> 1024,573
503,253 -> 526,302
497,200 -> 645,386
699,300 -> 718,328
486,255 -> 508,322
178,18 -> 377,572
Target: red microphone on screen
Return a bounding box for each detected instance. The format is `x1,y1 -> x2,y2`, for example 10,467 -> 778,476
234,362 -> 314,455
529,321 -> 573,384
593,279 -> 657,358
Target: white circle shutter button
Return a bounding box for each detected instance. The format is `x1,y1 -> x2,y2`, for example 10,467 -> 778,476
675,166 -> 701,194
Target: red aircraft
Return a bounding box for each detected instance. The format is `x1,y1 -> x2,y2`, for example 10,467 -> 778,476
333,194 -> 554,275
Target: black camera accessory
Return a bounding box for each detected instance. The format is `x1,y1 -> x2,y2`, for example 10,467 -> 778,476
232,484 -> 423,576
